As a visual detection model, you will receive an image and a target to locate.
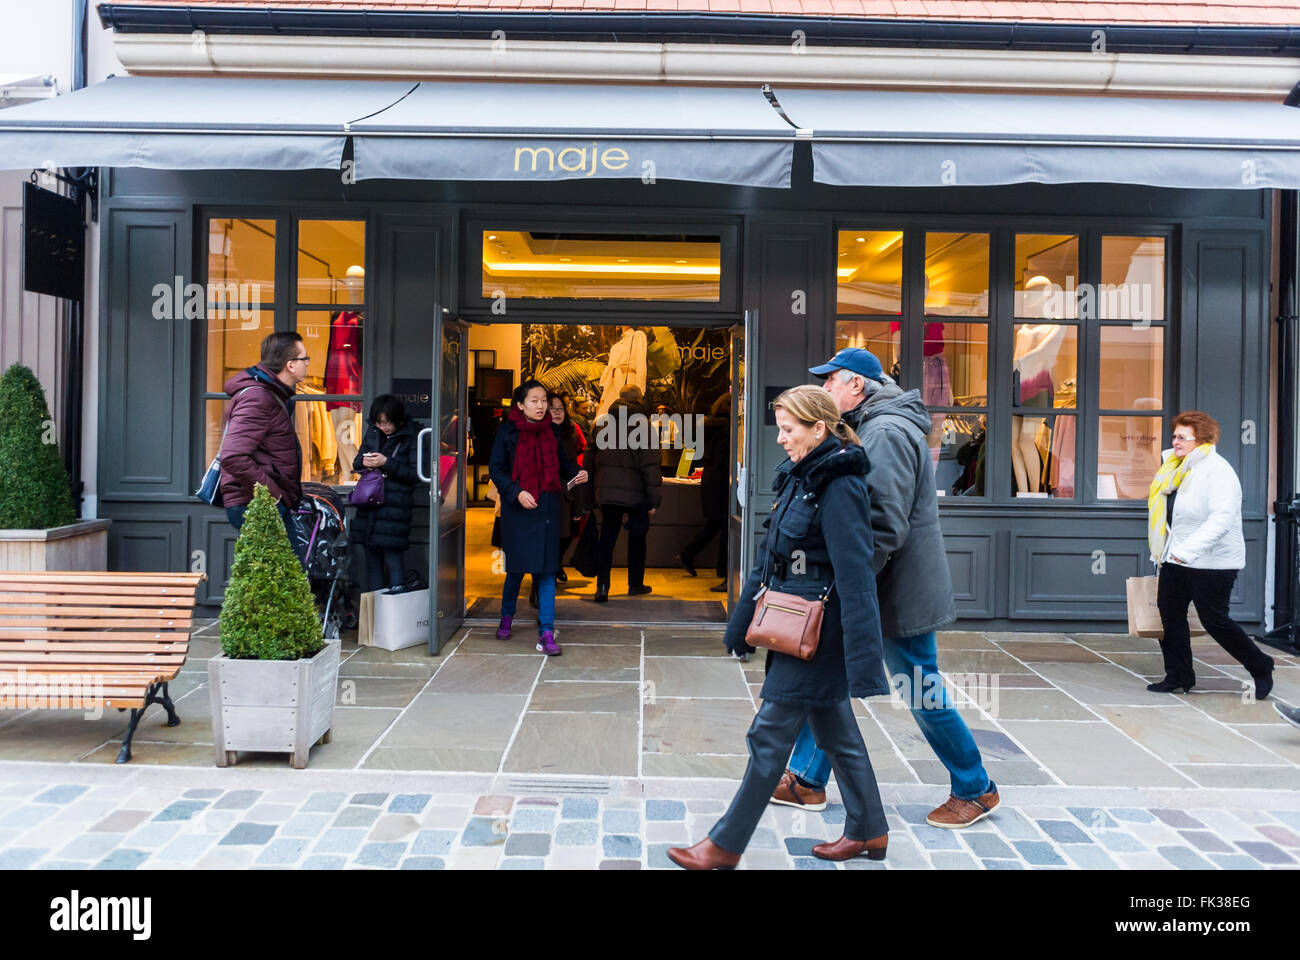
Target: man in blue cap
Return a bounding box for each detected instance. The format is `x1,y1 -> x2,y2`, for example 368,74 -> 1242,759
769,347 -> 1000,831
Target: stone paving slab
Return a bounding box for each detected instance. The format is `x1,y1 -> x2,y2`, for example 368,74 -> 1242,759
0,764 -> 1294,871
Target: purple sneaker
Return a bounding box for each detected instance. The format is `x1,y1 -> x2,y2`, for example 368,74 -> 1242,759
536,631 -> 561,656
496,616 -> 512,640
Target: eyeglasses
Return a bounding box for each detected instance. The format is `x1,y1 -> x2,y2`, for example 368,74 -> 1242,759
288,355 -> 310,365
1171,434 -> 1196,443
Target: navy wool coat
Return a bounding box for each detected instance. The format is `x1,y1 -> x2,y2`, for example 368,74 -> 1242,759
725,438 -> 889,706
489,419 -> 579,575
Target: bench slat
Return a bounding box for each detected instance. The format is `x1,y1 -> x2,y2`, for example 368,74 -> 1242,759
0,618 -> 192,629
0,594 -> 197,608
0,630 -> 190,641
0,572 -> 204,584
0,650 -> 186,663
0,584 -> 202,598
0,640 -> 188,652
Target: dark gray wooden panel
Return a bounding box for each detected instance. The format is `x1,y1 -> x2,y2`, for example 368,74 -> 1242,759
101,206 -> 191,499
752,224 -> 825,496
1009,534 -> 1149,619
107,514 -> 188,574
199,515 -> 240,606
943,533 -> 995,619
1182,230 -> 1268,517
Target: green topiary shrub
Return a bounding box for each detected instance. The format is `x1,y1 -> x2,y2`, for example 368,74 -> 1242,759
0,364 -> 77,530
219,484 -> 323,661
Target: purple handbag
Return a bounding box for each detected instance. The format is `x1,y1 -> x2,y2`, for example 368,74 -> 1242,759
350,469 -> 385,507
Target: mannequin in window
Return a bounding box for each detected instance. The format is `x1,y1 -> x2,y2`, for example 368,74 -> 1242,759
889,319 -> 948,466
596,325 -> 648,419
327,264 -> 364,482
1012,320 -> 1065,494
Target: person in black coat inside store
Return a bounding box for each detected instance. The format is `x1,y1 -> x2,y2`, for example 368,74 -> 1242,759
676,393 -> 731,592
590,385 -> 662,602
351,394 -> 420,592
668,385 -> 890,870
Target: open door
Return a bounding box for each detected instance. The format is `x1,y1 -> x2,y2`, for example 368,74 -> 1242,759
417,311 -> 469,654
727,311 -> 755,606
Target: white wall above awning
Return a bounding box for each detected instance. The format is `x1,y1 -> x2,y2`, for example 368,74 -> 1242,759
0,75 -> 796,189
775,88 -> 1300,190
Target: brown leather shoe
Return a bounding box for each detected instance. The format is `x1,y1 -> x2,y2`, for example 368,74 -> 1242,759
925,786 -> 1000,828
666,837 -> 740,870
770,771 -> 828,812
812,833 -> 888,861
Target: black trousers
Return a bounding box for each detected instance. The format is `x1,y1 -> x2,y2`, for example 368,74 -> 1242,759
1156,562 -> 1273,687
679,510 -> 727,577
597,504 -> 648,590
710,698 -> 888,855
363,547 -> 405,592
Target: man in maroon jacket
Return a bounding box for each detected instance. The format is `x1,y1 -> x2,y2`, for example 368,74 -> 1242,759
219,332 -> 307,538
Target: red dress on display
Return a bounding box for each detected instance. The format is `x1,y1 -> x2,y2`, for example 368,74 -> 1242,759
325,310 -> 361,411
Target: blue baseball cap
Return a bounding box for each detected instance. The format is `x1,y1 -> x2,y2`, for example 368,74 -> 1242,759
809,348 -> 885,381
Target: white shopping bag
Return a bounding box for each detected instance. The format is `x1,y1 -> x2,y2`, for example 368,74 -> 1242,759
371,587 -> 431,651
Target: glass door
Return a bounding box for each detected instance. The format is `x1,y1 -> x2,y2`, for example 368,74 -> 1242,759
727,311 -> 754,606
419,312 -> 469,654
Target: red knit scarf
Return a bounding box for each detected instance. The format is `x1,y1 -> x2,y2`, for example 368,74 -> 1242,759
509,406 -> 562,497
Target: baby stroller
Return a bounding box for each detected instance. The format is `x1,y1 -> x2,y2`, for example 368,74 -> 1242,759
291,482 -> 357,640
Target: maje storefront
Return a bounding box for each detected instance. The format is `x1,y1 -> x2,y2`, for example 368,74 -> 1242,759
0,76 -> 1292,649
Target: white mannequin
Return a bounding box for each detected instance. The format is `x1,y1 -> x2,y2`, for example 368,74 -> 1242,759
330,264 -> 365,481
1012,322 -> 1066,494
596,325 -> 648,418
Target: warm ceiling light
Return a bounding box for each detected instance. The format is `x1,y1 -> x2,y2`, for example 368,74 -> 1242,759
559,257 -> 572,262
483,260 -> 719,276
856,237 -> 866,242
617,258 -> 629,263
675,259 -> 687,264
487,234 -> 498,240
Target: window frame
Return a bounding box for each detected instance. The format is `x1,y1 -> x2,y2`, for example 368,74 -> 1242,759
830,219 -> 1175,508
194,206 -> 374,487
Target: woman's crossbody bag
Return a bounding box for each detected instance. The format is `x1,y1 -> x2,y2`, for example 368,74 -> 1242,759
743,485 -> 835,662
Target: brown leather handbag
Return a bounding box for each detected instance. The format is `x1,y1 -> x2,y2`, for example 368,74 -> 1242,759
744,582 -> 835,661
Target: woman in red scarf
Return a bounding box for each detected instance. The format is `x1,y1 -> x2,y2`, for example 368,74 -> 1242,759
488,380 -> 588,655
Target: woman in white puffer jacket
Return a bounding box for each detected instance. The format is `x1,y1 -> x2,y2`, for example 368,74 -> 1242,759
1146,411 -> 1273,697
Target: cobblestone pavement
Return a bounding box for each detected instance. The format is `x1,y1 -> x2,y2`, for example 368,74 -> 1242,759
1,623 -> 1298,869
0,765 -> 1298,870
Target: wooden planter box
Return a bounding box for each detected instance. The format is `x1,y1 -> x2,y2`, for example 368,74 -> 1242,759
208,639 -> 340,769
0,519 -> 110,571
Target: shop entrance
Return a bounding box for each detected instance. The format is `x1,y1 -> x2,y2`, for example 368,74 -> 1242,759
452,320 -> 745,627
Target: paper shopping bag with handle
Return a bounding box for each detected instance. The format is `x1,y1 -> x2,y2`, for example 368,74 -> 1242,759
1126,575 -> 1208,639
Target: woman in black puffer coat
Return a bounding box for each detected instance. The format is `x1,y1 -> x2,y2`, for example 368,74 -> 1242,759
351,394 -> 420,592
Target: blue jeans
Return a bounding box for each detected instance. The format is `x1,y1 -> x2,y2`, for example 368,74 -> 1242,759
788,630 -> 992,800
501,572 -> 556,635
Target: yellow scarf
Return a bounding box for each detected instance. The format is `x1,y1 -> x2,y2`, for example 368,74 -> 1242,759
1147,443 -> 1212,562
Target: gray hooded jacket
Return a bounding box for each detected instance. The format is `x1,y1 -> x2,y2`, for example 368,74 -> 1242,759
846,380 -> 956,638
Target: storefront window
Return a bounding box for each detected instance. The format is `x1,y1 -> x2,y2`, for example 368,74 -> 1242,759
481,230 -> 722,301
1099,326 -> 1164,410
298,220 -> 366,305
836,230 -> 903,314
1014,234 -> 1079,319
835,320 -> 899,378
207,218 -> 275,302
935,413 -> 987,498
924,233 -> 989,317
1100,236 -> 1165,323
296,308 -> 364,485
926,322 -> 988,408
1097,415 -> 1163,500
1011,323 -> 1077,498
206,309 -> 270,393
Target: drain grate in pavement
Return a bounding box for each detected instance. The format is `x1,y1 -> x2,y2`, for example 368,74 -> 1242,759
499,777 -> 614,796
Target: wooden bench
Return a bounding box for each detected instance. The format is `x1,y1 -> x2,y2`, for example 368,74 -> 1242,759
0,571 -> 206,763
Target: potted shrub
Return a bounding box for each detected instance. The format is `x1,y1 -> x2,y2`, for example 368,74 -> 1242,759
0,364 -> 108,569
208,484 -> 339,769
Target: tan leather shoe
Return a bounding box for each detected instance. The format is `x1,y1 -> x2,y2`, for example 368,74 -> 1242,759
925,786 -> 1000,828
666,837 -> 740,870
770,771 -> 828,812
812,833 -> 888,862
